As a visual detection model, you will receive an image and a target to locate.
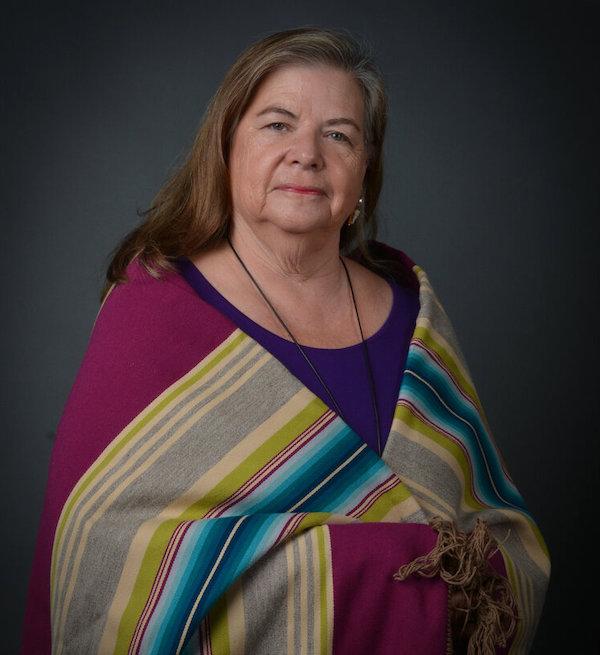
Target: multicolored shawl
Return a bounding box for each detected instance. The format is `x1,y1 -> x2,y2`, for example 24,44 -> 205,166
22,241 -> 550,654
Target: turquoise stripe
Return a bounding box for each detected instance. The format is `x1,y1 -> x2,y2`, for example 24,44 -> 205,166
405,347 -> 528,512
218,419 -> 348,517
300,446 -> 383,513
140,422 -> 388,652
140,513 -> 293,653
227,513 -> 285,580
321,452 -> 387,514
273,435 -> 363,511
231,424 -> 359,515
137,374 -> 424,652
405,370 -> 513,508
142,519 -> 227,654
182,515 -> 287,647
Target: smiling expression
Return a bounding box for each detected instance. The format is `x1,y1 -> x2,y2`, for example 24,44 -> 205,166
228,64 -> 369,236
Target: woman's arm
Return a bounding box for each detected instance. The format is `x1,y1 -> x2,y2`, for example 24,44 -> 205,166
387,261 -> 551,654
20,260 -> 224,653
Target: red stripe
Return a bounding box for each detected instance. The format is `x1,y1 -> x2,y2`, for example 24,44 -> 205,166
274,512 -> 307,546
130,520 -> 194,654
348,474 -> 402,518
207,411 -> 337,518
396,397 -> 483,505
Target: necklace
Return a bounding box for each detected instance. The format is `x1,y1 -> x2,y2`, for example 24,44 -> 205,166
226,235 -> 383,456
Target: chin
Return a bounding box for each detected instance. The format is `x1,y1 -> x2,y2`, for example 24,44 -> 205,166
270,216 -> 333,235
261,205 -> 333,232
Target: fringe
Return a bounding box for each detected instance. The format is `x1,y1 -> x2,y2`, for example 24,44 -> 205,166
393,516 -> 518,655
446,584 -> 455,655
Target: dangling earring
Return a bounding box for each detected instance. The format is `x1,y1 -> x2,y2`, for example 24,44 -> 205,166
347,196 -> 364,226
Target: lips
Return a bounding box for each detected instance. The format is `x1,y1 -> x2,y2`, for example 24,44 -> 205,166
276,185 -> 325,195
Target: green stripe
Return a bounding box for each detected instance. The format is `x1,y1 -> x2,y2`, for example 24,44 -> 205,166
316,526 -> 329,655
114,396 -> 329,651
51,331 -> 248,590
412,323 -> 482,412
393,403 -> 483,512
207,589 -> 231,654
179,397 -> 331,522
358,477 -> 414,522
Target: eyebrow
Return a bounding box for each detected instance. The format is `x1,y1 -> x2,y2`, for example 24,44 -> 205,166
255,105 -> 362,133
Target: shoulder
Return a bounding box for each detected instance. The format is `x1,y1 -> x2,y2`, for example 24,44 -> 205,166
96,257 -> 235,356
99,256 -> 200,326
347,239 -> 419,294
51,259 -> 238,499
82,258 -> 239,425
19,258 -> 237,653
340,255 -> 391,304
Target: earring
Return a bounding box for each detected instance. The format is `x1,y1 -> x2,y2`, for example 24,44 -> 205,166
347,196 -> 364,226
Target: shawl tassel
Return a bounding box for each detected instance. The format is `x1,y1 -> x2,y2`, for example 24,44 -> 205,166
393,516 -> 518,654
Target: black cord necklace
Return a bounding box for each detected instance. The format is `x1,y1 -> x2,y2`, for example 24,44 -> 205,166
226,235 -> 382,456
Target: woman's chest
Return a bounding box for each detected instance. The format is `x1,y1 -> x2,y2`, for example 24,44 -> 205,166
190,252 -> 394,349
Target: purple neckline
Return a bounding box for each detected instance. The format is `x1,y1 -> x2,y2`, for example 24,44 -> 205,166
177,257 -> 400,352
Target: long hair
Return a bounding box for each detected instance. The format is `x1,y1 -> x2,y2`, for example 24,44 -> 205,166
100,26 -> 393,303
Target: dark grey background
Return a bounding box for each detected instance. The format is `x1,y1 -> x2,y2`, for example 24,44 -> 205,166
3,2 -> 598,653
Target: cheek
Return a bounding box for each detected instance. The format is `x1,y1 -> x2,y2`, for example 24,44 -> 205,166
234,141 -> 271,186
230,149 -> 256,197
332,158 -> 366,194
230,151 -> 274,212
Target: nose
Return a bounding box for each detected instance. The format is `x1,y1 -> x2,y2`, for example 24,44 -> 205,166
287,128 -> 324,170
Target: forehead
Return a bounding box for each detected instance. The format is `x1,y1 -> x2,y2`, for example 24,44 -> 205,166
245,64 -> 365,119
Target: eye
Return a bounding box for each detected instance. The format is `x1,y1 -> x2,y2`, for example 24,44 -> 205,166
266,122 -> 288,131
328,131 -> 352,144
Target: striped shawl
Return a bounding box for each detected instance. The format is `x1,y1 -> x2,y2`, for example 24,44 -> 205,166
23,241 -> 550,654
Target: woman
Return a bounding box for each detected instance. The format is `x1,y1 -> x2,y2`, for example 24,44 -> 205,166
21,27 -> 550,654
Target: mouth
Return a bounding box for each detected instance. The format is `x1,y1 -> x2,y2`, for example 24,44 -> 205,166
276,185 -> 325,196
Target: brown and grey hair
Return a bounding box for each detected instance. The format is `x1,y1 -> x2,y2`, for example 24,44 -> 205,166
100,26 -> 391,303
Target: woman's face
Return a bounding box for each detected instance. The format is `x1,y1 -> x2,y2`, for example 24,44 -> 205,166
228,64 -> 369,238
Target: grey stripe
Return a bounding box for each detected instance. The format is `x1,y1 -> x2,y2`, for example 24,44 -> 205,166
238,536 -> 290,654
54,353 -> 306,653
304,531 -> 316,654
386,432 -> 463,506
54,337 -> 263,592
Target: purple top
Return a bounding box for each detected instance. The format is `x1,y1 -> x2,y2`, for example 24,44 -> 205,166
176,257 -> 419,456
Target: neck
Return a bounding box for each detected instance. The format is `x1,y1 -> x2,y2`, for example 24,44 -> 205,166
225,217 -> 348,305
